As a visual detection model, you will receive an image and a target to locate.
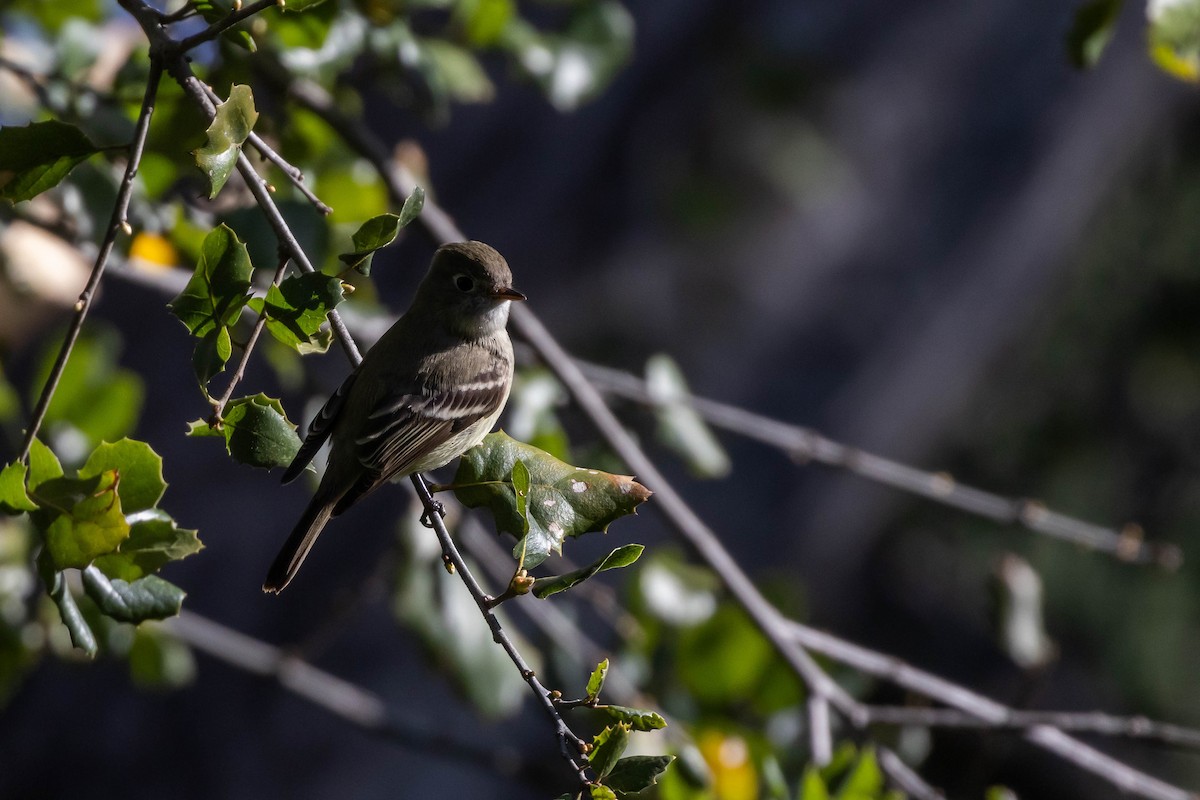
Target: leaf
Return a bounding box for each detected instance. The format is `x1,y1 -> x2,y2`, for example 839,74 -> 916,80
453,432 -> 651,569
833,747 -> 883,798
586,657 -> 609,702
169,224 -> 254,336
37,551 -> 96,657
194,0 -> 257,50
532,543 -> 644,598
129,625 -> 196,688
602,705 -> 666,732
94,511 -> 203,581
0,121 -> 100,203
27,438 -> 63,490
246,272 -> 345,352
1149,0 -> 1200,82
32,469 -> 130,570
81,567 -> 186,623
589,723 -> 631,779
337,189 -> 424,275
282,0 -> 332,11
189,394 -> 302,469
0,462 -> 38,514
78,438 -> 166,513
457,0 -> 515,47
799,767 -> 831,800
604,755 -> 675,795
645,354 -> 730,479
193,84 -> 259,198
589,786 -> 617,800
1066,0 -> 1123,69
192,327 -> 233,387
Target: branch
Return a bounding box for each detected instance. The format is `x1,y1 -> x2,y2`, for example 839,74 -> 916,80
18,57 -> 164,461
176,0 -> 279,52
575,359 -> 1181,570
791,623 -> 1198,800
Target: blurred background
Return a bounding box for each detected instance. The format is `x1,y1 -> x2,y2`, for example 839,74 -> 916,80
2,0 -> 1200,797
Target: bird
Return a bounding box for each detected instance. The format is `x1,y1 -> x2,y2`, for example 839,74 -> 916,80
263,240 -> 525,593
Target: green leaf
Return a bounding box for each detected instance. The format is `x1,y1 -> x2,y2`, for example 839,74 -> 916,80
94,511 -> 203,581
0,121 -> 100,203
1066,0 -> 1123,69
589,723 -> 631,779
453,432 -> 651,569
78,438 -> 166,514
833,747 -> 883,798
32,469 -> 129,570
193,84 -> 259,198
193,327 -> 233,386
512,458 -> 531,535
247,272 -> 345,352
189,394 -> 302,469
799,767 -> 831,800
602,705 -> 666,731
194,0 -> 257,50
604,755 -> 675,795
457,0 -> 516,46
1149,0 -> 1200,81
27,439 -> 63,491
37,551 -> 96,657
589,786 -> 617,800
129,625 -> 196,688
0,462 -> 38,514
532,543 -> 644,598
586,657 -> 609,702
81,567 -> 186,623
646,354 -> 730,479
169,224 -> 254,336
337,190 -> 424,275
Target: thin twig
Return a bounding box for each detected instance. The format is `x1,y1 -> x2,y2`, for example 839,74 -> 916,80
576,359 -> 1181,570
791,622 -> 1198,800
18,58 -> 163,462
876,745 -> 945,800
177,0 -> 279,52
409,476 -> 592,788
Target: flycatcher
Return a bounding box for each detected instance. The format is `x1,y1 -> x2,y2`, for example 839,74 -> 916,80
263,241 -> 525,593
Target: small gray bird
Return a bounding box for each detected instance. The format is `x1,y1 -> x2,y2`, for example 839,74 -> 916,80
263,241 -> 525,593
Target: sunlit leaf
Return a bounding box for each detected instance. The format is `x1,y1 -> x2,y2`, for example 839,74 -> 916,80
0,462 -> 38,514
604,755 -> 675,795
602,704 -> 666,731
94,511 -> 203,581
337,189 -> 423,275
78,438 -> 166,514
532,543 -> 643,598
589,723 -> 631,778
586,657 -> 609,702
32,470 -> 129,570
193,84 -> 259,198
188,393 -> 302,469
169,224 -> 254,336
247,272 -> 345,352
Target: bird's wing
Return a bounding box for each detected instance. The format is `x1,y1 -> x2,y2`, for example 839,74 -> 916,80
281,371 -> 359,485
332,363 -> 510,513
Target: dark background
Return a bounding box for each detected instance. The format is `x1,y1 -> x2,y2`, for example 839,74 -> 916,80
4,0 -> 1200,797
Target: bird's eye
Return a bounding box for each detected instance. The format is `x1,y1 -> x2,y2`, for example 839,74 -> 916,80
454,274 -> 475,292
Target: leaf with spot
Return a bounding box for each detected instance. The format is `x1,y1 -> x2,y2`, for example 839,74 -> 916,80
247,272 -> 345,353
193,84 -> 258,198
532,544 -> 643,598
188,393 -> 302,469
0,121 -> 99,203
452,432 -> 651,569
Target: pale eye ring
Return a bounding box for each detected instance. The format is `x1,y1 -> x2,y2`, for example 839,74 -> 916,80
454,274 -> 475,292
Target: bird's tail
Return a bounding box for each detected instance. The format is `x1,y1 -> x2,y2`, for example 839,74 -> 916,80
262,497 -> 336,594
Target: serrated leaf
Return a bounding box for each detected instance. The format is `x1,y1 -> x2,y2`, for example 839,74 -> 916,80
78,438 -> 166,513
27,439 -> 63,490
453,432 -> 651,569
1066,0 -> 1122,69
0,462 -> 38,514
586,657 -> 609,702
602,705 -> 666,731
532,543 -> 644,598
37,551 -> 96,657
193,84 -> 258,198
94,511 -> 203,581
589,723 -> 631,779
246,272 -> 344,352
604,755 -> 674,795
81,567 -> 185,623
0,121 -> 99,202
193,0 -> 257,50
169,224 -> 254,336
190,394 -> 302,469
32,469 -> 129,570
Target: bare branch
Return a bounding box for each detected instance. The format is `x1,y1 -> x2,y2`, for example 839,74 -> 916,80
18,57 -> 164,461
177,0 -> 279,52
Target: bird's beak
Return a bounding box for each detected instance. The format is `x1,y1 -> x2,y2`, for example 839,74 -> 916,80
493,287 -> 527,301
